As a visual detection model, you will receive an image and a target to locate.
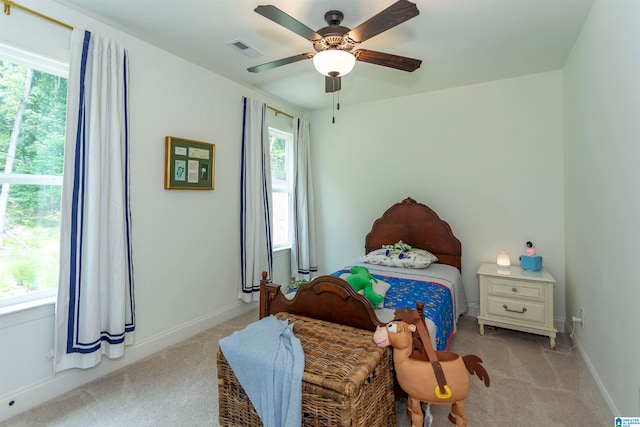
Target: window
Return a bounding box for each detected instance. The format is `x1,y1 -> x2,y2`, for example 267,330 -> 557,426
0,44 -> 67,307
269,128 -> 293,250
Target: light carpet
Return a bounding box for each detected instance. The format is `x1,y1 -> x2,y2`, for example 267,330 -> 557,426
1,310 -> 611,426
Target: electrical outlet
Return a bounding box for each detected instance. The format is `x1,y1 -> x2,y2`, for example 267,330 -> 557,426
579,307 -> 585,329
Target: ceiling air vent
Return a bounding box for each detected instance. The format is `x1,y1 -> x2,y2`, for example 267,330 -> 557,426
226,39 -> 263,59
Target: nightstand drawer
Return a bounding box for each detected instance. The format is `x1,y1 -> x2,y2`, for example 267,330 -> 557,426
485,295 -> 545,324
486,277 -> 544,302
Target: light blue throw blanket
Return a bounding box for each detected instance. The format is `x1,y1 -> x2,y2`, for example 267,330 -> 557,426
219,315 -> 304,427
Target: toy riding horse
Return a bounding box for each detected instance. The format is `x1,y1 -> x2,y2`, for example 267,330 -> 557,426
373,308 -> 490,427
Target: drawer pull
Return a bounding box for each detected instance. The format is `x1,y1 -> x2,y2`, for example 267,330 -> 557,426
512,287 -> 517,292
503,304 -> 527,314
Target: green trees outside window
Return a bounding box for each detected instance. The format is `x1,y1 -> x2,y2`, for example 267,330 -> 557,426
0,57 -> 67,302
269,129 -> 292,249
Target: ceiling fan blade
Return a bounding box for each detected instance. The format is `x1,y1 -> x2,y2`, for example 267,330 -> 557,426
248,53 -> 314,73
353,49 -> 422,72
325,76 -> 341,93
346,0 -> 419,43
254,5 -> 322,41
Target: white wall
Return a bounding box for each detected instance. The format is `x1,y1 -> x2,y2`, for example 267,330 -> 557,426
309,71 -> 565,325
3,0 -> 636,420
564,0 -> 640,416
0,1 -> 302,421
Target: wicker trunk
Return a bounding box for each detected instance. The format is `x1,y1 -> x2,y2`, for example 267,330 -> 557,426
217,313 -> 396,427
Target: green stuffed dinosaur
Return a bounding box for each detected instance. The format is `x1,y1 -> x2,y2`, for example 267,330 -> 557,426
345,266 -> 384,307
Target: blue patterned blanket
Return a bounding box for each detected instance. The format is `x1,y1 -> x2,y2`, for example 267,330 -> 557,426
332,269 -> 455,350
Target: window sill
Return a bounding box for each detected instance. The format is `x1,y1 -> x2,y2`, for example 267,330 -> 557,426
0,296 -> 56,329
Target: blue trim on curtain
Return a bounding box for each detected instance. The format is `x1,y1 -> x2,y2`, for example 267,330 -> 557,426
242,102 -> 272,294
240,98 -> 247,290
290,117 -> 318,279
123,50 -> 135,333
240,99 -> 273,295
260,104 -> 273,280
65,31 -> 135,354
66,30 -> 90,354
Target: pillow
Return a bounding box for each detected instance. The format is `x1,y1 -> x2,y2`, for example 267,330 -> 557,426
360,248 -> 438,269
339,273 -> 391,308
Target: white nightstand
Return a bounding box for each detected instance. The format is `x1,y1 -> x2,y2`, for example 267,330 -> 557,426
476,262 -> 557,350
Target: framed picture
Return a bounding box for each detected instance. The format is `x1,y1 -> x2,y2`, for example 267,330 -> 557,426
164,136 -> 215,190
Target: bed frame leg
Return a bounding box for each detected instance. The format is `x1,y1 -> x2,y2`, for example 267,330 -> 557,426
416,301 -> 425,323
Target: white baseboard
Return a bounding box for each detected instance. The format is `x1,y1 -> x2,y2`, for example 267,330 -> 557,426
563,319 -> 617,419
458,315 -> 616,420
0,301 -> 256,422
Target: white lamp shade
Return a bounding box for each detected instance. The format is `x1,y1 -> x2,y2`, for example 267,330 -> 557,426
497,250 -> 511,268
313,49 -> 356,77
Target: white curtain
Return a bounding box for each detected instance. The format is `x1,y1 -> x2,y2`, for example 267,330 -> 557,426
290,118 -> 317,282
55,29 -> 134,372
240,97 -> 272,302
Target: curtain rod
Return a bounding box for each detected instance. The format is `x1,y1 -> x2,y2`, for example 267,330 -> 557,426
3,0 -> 73,30
242,96 -> 295,120
267,105 -> 294,120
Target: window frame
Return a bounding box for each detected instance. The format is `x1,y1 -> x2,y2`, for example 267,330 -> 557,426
268,127 -> 293,251
0,43 -> 68,310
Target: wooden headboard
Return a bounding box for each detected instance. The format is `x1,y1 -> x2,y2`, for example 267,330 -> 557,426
260,196 -> 461,340
364,197 -> 462,271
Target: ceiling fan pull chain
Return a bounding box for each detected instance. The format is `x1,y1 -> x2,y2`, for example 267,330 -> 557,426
331,78 -> 337,123
332,90 -> 336,123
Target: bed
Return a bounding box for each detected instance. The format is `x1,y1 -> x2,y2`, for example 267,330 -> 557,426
259,197 -> 467,351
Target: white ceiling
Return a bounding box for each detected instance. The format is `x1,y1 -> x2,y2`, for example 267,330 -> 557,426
53,0 -> 594,111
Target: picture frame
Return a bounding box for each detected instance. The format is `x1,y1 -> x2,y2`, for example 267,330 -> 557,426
164,136 -> 215,190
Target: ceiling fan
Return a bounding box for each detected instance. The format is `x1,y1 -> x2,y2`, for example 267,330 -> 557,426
248,0 -> 422,93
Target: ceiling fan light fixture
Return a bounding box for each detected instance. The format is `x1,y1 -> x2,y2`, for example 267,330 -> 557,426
313,49 -> 356,77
